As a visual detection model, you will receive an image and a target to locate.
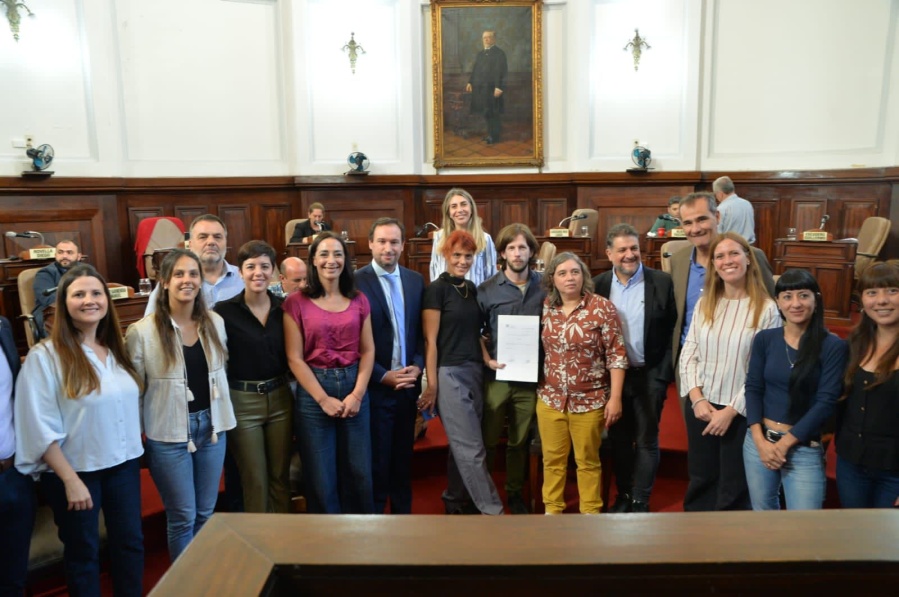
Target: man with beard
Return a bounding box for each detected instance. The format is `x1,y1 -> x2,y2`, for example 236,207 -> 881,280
593,224 -> 676,512
477,223 -> 545,514
143,214 -> 244,315
32,239 -> 82,337
355,218 -> 425,514
466,29 -> 508,145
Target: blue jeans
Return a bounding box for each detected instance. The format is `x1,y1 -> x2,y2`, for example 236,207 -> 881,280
147,409 -> 227,561
743,432 -> 826,510
296,363 -> 374,514
41,458 -> 144,597
836,454 -> 899,508
0,466 -> 37,595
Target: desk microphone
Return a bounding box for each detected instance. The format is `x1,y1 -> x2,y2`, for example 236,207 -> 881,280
558,213 -> 588,228
415,222 -> 439,238
42,286 -> 58,297
819,214 -> 830,230
4,230 -> 46,244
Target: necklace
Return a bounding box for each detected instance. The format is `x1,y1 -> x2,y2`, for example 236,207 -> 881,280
452,281 -> 469,299
784,339 -> 797,369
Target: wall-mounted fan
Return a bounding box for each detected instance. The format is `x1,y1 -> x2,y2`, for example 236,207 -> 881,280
23,143 -> 54,177
627,145 -> 653,173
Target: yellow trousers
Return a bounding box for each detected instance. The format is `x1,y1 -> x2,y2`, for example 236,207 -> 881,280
536,400 -> 605,514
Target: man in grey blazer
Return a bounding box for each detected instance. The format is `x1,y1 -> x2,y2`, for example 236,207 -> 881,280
594,224 -> 676,512
670,193 -> 775,388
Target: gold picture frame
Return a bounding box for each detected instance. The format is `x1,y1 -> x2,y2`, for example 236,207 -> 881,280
431,0 -> 543,169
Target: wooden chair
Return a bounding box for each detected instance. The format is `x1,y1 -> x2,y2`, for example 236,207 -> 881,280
16,267 -> 42,348
285,218 -> 308,243
536,241 -> 557,266
854,216 -> 890,280
659,240 -> 690,274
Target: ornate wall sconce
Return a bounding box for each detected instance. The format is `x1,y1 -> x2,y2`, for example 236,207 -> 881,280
2,0 -> 34,42
342,32 -> 365,74
623,29 -> 650,71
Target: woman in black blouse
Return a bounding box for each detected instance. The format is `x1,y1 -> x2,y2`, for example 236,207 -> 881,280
214,241 -> 293,513
836,261 -> 899,508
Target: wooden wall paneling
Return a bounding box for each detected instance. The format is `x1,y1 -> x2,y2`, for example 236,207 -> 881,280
835,199 -> 881,240
218,205 -> 251,263
126,207 -> 165,242
752,200 -> 778,259
536,198 -> 569,235
260,203 -> 292,254
175,206 -> 209,229
787,199 -> 826,236
499,199 -> 529,231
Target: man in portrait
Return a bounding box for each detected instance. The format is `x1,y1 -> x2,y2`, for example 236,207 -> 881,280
466,29 -> 508,145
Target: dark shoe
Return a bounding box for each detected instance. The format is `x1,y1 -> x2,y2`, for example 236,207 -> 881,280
507,493 -> 530,515
609,493 -> 633,513
631,499 -> 650,513
484,136 -> 495,145
460,501 -> 481,515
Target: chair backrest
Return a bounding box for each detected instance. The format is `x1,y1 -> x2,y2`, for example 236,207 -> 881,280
569,209 -> 599,237
17,267 -> 42,348
855,216 -> 890,279
660,240 -> 691,274
285,219 -> 308,242
135,217 -> 185,280
537,241 -> 557,266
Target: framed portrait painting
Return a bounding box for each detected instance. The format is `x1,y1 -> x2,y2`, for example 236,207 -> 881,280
431,0 -> 543,169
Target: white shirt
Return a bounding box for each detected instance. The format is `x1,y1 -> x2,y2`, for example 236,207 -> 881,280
0,338 -> 13,461
15,342 -> 143,476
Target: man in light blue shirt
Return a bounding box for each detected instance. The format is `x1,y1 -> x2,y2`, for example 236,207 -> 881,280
143,214 -> 244,315
714,176 -> 756,244
594,224 -> 676,513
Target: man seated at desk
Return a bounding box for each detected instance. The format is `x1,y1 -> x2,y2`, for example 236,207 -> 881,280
649,196 -> 681,235
32,239 -> 82,338
289,202 -> 330,243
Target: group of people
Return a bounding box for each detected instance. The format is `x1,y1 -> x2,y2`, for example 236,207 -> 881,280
1,185 -> 897,594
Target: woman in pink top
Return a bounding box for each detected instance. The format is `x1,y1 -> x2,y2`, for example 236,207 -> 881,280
283,231 -> 375,513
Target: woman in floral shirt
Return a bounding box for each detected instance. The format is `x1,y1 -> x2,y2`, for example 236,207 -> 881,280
537,252 -> 627,514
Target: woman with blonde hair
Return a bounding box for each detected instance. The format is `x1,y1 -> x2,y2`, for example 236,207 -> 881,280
429,187 -> 497,286
680,232 -> 781,511
537,251 -> 627,514
126,249 -> 235,561
16,264 -> 145,595
836,261 -> 899,508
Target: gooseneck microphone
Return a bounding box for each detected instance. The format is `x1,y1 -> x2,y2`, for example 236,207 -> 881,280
557,213 -> 588,228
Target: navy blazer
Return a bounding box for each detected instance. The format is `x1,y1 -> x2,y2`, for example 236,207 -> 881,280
593,266 -> 677,381
354,264 -> 425,387
0,316 -> 20,382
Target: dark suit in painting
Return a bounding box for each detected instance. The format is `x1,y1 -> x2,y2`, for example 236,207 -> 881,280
355,265 -> 425,514
469,45 -> 508,143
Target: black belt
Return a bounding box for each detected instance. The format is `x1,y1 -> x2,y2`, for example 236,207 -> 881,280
0,455 -> 14,473
764,427 -> 820,448
229,375 -> 290,395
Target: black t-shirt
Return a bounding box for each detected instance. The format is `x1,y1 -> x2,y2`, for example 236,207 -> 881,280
184,341 -> 210,413
423,273 -> 482,367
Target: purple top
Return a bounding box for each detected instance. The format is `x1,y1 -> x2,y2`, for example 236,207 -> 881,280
283,292 -> 371,369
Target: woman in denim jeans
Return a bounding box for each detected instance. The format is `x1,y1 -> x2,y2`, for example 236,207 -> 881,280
743,269 -> 847,510
126,249 -> 235,560
283,231 -> 375,513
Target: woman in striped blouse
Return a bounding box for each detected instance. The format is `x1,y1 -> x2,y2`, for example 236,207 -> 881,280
679,232 -> 781,511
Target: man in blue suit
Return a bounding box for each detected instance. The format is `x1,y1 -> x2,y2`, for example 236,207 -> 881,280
1,315 -> 36,593
355,218 -> 425,514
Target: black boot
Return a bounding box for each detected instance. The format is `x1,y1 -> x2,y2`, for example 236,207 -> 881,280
609,493 -> 633,513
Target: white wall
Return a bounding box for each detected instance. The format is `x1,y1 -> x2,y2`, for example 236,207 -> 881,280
0,0 -> 896,177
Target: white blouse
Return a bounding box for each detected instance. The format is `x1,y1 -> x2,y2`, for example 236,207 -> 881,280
15,342 -> 143,476
679,296 -> 781,416
429,230 -> 497,287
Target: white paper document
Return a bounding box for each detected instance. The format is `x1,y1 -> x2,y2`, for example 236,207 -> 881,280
495,315 -> 540,383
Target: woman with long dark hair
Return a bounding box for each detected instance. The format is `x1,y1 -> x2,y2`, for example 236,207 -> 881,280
283,231 -> 375,513
126,249 -> 235,561
679,232 -> 781,511
743,269 -> 847,510
836,261 -> 899,508
16,264 -> 145,595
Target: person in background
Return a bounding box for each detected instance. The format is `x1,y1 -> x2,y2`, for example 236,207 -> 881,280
16,264 -> 144,595
743,269 -> 847,510
594,223 -> 676,513
355,218 -> 425,514
836,261 -> 899,508
215,241 -> 292,514
422,230 -> 504,515
144,214 -> 244,316
478,223 -> 545,515
126,249 -> 235,561
713,176 -> 756,244
271,256 -> 307,297
32,239 -> 82,337
649,196 -> 681,235
289,203 -> 330,243
283,231 -> 375,514
465,29 -> 508,145
538,252 -> 627,515
429,188 -> 497,287
0,315 -> 36,595
679,232 -> 781,511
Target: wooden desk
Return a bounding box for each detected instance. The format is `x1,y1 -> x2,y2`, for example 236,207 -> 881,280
0,257 -> 56,355
285,241 -> 357,272
641,235 -> 676,271
773,239 -> 857,326
405,237 -> 592,283
46,294 -> 150,336
151,511 -> 899,595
